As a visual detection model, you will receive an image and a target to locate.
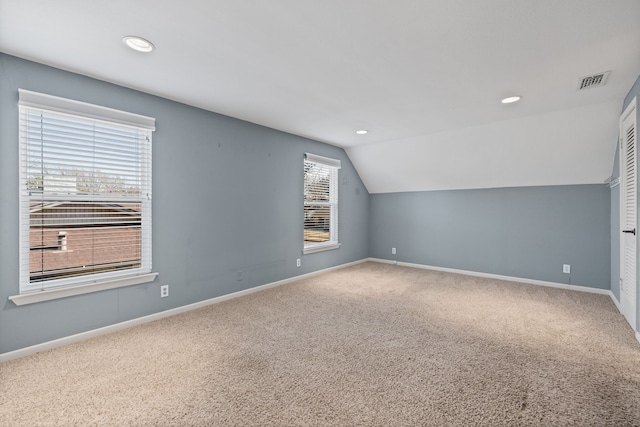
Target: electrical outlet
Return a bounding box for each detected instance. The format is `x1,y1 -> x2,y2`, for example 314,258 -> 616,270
392,248 -> 396,255
563,264 -> 571,274
160,285 -> 169,298
296,258 -> 301,267
237,271 -> 243,281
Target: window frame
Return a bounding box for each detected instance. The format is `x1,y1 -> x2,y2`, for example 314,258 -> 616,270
11,89 -> 157,305
303,153 -> 341,254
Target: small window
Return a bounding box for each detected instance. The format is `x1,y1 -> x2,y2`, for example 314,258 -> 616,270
18,90 -> 155,294
304,153 -> 341,254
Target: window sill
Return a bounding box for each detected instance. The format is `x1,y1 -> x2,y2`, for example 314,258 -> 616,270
303,242 -> 341,255
8,273 -> 158,306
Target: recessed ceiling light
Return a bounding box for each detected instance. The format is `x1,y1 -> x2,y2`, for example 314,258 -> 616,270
501,96 -> 521,104
122,36 -> 155,53
356,130 -> 368,135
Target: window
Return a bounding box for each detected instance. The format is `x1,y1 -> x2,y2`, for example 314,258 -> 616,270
17,89 -> 156,299
304,153 -> 341,254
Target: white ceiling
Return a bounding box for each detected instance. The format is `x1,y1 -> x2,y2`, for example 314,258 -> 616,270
1,0 -> 639,193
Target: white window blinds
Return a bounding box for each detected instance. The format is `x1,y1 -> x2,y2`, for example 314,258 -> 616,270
304,153 -> 341,254
18,89 -> 155,293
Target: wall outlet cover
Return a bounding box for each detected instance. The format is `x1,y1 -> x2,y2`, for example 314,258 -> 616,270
160,285 -> 169,298
563,264 -> 571,274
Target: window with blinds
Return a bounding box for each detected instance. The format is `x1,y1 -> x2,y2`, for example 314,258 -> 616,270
304,153 -> 341,254
18,89 -> 155,294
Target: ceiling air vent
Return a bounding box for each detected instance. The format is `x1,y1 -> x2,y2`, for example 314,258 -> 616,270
577,71 -> 610,90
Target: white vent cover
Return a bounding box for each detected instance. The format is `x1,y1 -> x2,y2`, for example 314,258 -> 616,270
577,71 -> 610,90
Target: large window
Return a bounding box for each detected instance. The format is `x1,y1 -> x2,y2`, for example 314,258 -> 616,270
304,153 -> 340,254
17,89 -> 156,297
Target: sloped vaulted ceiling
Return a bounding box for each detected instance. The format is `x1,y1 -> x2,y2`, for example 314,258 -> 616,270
1,0 -> 639,193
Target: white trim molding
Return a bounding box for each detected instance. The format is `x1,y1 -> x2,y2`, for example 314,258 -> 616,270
369,258 -> 640,343
19,89 -> 156,130
368,258 -> 611,294
4,257 -> 637,362
368,258 -> 640,344
0,259 -> 367,363
609,292 -> 623,312
303,243 -> 341,254
9,273 -> 159,306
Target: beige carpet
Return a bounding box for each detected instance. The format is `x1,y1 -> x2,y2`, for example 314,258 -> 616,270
1,262 -> 640,426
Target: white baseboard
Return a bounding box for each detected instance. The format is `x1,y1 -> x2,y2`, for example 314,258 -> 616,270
608,291 -> 622,311
367,257 -> 611,295
607,294 -> 639,345
0,258 -> 368,363
368,258 -> 640,342
3,257 -> 635,362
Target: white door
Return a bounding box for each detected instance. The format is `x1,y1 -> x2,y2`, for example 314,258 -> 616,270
620,97 -> 637,331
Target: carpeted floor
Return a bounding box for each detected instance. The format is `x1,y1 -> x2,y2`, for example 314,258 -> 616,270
1,262 -> 640,426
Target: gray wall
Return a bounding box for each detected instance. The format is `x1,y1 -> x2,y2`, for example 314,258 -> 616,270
0,51 -> 628,356
369,185 -> 610,289
610,73 -> 640,328
0,54 -> 370,354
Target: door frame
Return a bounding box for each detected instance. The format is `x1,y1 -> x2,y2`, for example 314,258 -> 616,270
619,96 -> 638,332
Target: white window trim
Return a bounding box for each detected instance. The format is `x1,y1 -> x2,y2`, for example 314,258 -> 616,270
9,273 -> 158,306
304,153 -> 341,169
12,89 -> 157,304
303,242 -> 341,255
18,89 -> 156,131
303,153 -> 341,254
